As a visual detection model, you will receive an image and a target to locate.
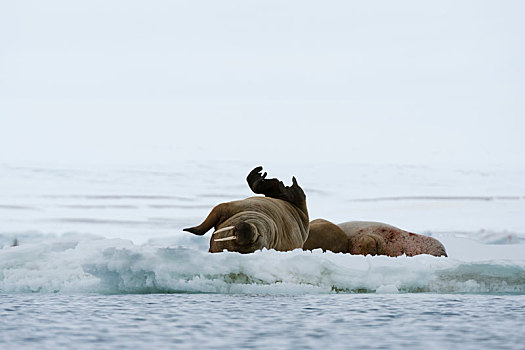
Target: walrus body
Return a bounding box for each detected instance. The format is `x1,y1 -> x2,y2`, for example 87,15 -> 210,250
184,167 -> 309,253
303,219 -> 348,253
304,219 -> 447,257
339,221 -> 447,257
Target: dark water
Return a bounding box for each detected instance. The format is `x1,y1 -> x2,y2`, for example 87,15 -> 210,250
1,294 -> 523,349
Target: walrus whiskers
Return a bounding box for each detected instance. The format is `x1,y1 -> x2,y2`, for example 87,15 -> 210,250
212,226 -> 235,235
214,235 -> 237,242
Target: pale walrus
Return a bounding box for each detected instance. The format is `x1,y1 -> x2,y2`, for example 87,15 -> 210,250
304,219 -> 447,257
184,166 -> 309,253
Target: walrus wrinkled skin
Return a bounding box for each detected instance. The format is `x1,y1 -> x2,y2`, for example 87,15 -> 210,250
304,219 -> 447,257
184,166 -> 309,253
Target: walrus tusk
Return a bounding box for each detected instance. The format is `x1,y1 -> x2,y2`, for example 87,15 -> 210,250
214,235 -> 237,242
212,226 -> 235,235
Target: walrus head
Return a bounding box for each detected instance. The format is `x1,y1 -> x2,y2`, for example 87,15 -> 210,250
209,222 -> 265,254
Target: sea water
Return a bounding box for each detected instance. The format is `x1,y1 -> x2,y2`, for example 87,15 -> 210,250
1,161 -> 524,349
1,294 -> 524,350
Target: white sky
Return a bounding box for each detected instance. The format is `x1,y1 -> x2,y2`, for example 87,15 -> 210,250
1,1 -> 524,165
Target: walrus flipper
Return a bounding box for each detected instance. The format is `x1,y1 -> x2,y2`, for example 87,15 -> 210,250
183,203 -> 227,235
247,166 -> 306,208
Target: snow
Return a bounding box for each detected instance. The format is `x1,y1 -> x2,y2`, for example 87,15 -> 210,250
0,232 -> 523,294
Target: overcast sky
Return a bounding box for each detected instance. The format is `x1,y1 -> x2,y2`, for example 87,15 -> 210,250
1,1 -> 524,165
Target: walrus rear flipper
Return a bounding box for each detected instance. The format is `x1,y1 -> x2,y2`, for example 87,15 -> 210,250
183,203 -> 227,235
247,166 -> 306,210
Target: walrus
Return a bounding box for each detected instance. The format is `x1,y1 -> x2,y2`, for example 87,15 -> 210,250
304,219 -> 447,257
303,219 -> 349,253
183,166 -> 309,253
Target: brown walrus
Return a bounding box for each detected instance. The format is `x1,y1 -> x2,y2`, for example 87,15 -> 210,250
303,219 -> 349,253
304,219 -> 447,257
184,166 -> 309,253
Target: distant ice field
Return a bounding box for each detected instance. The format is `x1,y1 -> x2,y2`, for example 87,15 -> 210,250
1,161 -> 524,242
